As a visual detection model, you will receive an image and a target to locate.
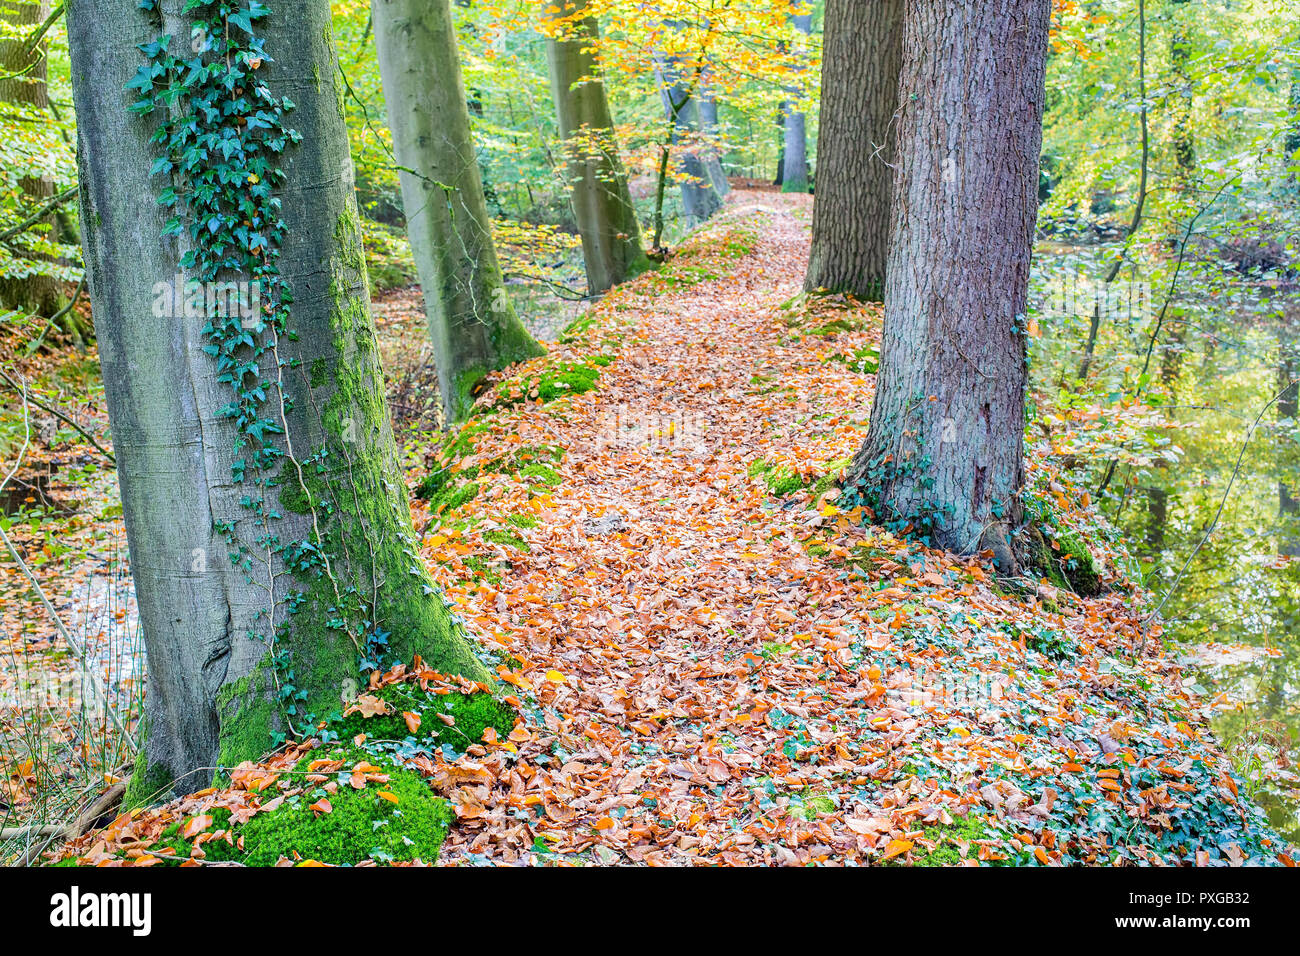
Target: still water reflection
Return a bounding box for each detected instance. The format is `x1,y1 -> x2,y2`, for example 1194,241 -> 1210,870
1031,244 -> 1300,843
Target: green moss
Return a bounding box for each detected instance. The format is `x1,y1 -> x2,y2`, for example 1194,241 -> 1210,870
335,684 -> 518,753
122,736 -> 175,812
480,361 -> 603,413
159,758 -> 452,866
506,513 -> 539,529
906,813 -> 994,867
519,463 -> 561,488
749,457 -> 849,500
1023,501 -> 1103,597
309,357 -> 329,388
483,529 -> 531,552
215,663 -> 286,769
826,343 -> 880,374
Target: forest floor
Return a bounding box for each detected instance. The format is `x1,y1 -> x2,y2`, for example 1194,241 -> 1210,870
25,190 -> 1299,866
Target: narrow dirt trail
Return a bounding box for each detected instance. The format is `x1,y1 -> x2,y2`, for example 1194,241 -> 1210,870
420,191 -> 1057,865
424,192 -> 916,864
421,191 -> 1279,868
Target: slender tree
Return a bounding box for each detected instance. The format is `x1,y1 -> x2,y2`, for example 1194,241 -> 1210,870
0,0 -> 63,319
779,10 -> 813,194
804,0 -> 903,299
69,0 -> 492,801
696,77 -> 730,198
654,48 -> 723,245
372,0 -> 542,424
545,0 -> 649,294
845,0 -> 1053,569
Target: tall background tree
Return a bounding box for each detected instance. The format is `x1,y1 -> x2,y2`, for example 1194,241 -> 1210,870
804,0 -> 902,299
779,8 -> 813,194
544,0 -> 649,294
654,45 -> 724,244
0,0 -> 66,322
69,0 -> 491,801
372,0 -> 542,424
845,0 -> 1053,567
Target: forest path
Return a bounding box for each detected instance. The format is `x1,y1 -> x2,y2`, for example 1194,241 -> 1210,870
421,191 -> 949,864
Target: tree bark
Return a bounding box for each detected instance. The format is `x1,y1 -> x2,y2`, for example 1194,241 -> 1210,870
655,55 -> 723,228
804,0 -> 903,299
544,0 -> 649,295
69,0 -> 492,802
779,12 -> 813,194
696,80 -> 730,197
845,0 -> 1052,568
372,0 -> 543,424
0,0 -> 63,319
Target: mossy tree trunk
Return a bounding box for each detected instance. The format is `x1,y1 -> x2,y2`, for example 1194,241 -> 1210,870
544,0 -> 649,295
779,12 -> 813,195
804,0 -> 903,299
845,0 -> 1052,570
0,0 -> 65,320
69,0 -> 492,803
371,0 -> 542,424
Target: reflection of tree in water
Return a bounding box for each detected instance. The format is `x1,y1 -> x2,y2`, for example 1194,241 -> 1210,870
1031,248 -> 1300,842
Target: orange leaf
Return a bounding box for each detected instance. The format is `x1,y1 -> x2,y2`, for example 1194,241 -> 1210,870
881,839 -> 913,861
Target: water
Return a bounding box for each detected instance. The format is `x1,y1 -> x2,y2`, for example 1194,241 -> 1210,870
1030,243 -> 1300,842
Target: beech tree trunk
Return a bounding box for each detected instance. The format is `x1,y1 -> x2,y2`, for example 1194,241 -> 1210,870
779,12 -> 813,194
804,0 -> 903,299
846,0 -> 1052,568
545,0 -> 649,295
69,0 -> 492,802
656,55 -> 723,227
0,0 -> 63,318
372,0 -> 542,424
696,81 -> 730,197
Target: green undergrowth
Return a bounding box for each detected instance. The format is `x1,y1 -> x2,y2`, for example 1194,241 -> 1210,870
825,342 -> 880,375
416,439 -> 564,513
360,217 -> 416,293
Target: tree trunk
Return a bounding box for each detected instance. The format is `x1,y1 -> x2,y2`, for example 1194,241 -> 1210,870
1279,313 -> 1300,556
655,55 -> 723,228
780,13 -> 813,194
544,0 -> 649,295
1169,0 -> 1195,180
845,0 -> 1052,568
0,0 -> 63,319
804,0 -> 903,300
696,81 -> 730,197
372,0 -> 543,424
69,0 -> 492,802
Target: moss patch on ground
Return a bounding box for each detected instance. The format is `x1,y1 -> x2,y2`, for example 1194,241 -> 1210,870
749,456 -> 851,500
334,681 -> 518,756
152,754 -> 452,866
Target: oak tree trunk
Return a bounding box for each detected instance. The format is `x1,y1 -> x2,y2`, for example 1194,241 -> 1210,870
804,0 -> 903,299
69,0 -> 492,802
846,0 -> 1052,569
372,0 -> 542,424
545,0 -> 649,295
